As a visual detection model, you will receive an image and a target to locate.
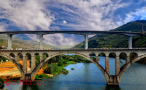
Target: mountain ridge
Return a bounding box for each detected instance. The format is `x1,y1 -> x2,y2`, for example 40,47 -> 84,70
74,20 -> 146,48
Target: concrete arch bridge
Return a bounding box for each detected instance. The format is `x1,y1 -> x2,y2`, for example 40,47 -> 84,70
0,48 -> 146,85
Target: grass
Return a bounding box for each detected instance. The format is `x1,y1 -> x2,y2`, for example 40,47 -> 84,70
67,61 -> 77,64
35,74 -> 50,80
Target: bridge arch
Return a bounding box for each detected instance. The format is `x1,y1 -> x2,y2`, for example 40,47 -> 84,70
119,52 -> 127,59
119,52 -> 127,69
109,52 -> 116,58
0,53 -> 25,79
130,52 -> 138,61
119,53 -> 146,80
31,52 -> 110,82
9,53 -> 15,58
26,53 -> 31,60
18,53 -> 23,59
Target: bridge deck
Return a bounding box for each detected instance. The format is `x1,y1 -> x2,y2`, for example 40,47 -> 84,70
0,48 -> 146,51
0,31 -> 143,35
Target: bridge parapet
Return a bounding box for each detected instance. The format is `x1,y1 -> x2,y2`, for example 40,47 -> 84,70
1,48 -> 146,51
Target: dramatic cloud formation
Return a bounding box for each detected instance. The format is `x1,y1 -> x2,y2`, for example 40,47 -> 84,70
49,0 -> 129,30
0,0 -> 78,46
123,7 -> 146,24
0,0 -> 146,46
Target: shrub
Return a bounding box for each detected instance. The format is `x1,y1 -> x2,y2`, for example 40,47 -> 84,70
35,74 -> 49,80
0,77 -> 4,88
51,57 -> 57,63
63,60 -> 67,64
0,77 -> 4,84
0,81 -> 3,88
44,64 -> 58,74
58,60 -> 63,66
61,68 -> 69,74
35,61 -> 39,66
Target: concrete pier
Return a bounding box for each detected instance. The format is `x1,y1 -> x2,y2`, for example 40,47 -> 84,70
23,55 -> 27,74
115,56 -> 120,75
105,56 -> 110,75
39,34 -> 43,50
128,35 -> 132,49
7,34 -> 12,50
31,55 -> 35,72
84,34 -> 88,49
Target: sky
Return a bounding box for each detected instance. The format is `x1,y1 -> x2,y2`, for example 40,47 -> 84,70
0,0 -> 146,46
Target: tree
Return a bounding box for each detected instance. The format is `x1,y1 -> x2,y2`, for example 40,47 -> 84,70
51,57 -> 57,63
44,64 -> 58,74
43,54 -> 47,59
58,56 -> 63,66
35,55 -> 40,66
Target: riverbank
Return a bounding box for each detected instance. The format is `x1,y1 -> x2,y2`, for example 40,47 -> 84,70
0,54 -> 97,80
36,61 -> 77,79
0,60 -> 77,80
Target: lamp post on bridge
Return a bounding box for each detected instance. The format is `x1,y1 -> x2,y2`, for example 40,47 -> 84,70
84,34 -> 88,49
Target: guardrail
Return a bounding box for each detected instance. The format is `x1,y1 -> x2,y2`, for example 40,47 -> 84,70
1,48 -> 146,50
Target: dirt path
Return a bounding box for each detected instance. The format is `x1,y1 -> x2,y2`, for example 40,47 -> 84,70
0,61 -> 43,79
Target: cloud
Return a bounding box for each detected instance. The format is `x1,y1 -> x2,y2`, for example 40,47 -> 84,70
0,0 -> 54,30
49,0 -> 129,30
0,25 -> 5,31
0,0 -> 139,46
122,7 -> 146,24
0,0 -> 79,46
63,20 -> 67,24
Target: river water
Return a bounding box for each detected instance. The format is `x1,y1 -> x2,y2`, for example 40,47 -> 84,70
2,56 -> 146,90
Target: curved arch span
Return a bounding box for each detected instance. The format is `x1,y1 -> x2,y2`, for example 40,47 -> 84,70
0,53 -> 25,78
31,52 -> 109,82
119,53 -> 146,79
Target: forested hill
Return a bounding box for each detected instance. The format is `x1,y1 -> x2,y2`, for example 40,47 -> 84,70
74,20 -> 146,48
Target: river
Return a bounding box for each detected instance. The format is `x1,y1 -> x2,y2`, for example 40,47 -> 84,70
2,56 -> 146,90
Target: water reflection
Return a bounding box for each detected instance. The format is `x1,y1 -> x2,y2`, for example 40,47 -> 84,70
105,85 -> 121,90
22,84 -> 40,90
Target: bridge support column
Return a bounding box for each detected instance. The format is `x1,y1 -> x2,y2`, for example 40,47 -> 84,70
15,55 -> 19,62
7,34 -> 13,50
31,55 -> 35,72
84,34 -> 88,49
96,56 -> 99,62
128,35 -> 132,49
105,56 -> 110,75
126,56 -> 130,63
115,56 -> 120,75
107,75 -> 120,85
40,55 -> 43,62
23,55 -> 27,74
39,34 -> 43,50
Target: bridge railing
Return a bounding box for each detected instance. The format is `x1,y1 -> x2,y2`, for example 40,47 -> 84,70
1,48 -> 146,50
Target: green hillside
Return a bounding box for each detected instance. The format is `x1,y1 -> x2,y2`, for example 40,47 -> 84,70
74,20 -> 146,48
